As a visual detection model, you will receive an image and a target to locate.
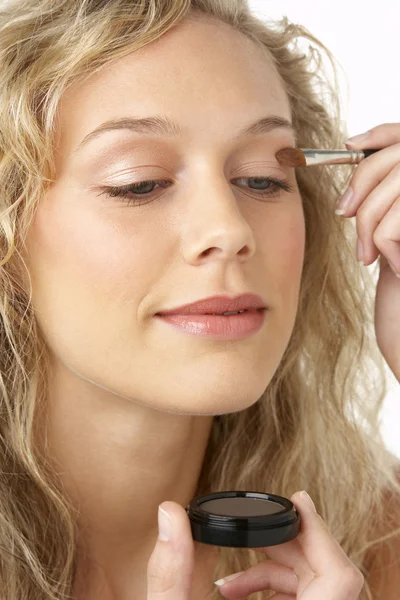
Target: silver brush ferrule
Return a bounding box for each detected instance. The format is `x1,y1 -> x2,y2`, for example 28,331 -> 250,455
301,149 -> 365,166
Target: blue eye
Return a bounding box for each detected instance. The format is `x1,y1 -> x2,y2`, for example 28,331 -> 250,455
98,176 -> 295,207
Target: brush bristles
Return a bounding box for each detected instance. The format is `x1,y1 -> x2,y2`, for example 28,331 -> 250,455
275,147 -> 306,167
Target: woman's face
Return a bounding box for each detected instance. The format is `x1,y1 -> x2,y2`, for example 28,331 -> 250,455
23,15 -> 305,416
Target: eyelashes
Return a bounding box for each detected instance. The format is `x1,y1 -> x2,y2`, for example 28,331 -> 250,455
97,176 -> 295,207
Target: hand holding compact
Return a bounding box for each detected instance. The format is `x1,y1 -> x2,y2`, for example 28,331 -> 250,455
146,491 -> 364,599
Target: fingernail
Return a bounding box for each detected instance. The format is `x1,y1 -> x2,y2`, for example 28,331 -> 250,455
300,491 -> 317,512
356,238 -> 364,265
214,571 -> 245,587
158,505 -> 172,542
346,131 -> 370,145
335,187 -> 353,215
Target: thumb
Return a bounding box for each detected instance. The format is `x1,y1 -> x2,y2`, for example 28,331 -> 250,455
147,501 -> 195,599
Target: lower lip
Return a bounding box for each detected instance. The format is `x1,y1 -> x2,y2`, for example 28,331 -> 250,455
155,309 -> 267,340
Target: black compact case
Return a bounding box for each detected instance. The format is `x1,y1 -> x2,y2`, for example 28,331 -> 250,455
186,490 -> 300,548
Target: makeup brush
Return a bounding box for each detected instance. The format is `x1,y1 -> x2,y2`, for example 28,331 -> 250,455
275,147 -> 378,168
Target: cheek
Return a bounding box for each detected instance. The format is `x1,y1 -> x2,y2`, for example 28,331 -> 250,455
22,190 -> 160,356
25,194 -> 115,303
256,203 -> 305,359
26,189 -> 157,290
282,209 -> 305,278
260,203 -> 305,294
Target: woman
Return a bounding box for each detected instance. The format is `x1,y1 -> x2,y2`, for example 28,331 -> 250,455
0,0 -> 399,598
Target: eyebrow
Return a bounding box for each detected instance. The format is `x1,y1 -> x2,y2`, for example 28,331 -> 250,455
72,114 -> 298,156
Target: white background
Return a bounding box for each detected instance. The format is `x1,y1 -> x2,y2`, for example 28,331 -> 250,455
249,0 -> 400,458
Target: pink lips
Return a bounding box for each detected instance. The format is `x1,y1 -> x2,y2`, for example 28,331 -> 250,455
156,309 -> 266,342
156,293 -> 267,316
155,293 -> 268,340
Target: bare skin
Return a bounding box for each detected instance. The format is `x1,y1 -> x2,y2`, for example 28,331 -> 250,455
23,11 -> 305,599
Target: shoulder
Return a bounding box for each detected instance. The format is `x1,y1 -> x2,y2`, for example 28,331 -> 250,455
366,462 -> 400,599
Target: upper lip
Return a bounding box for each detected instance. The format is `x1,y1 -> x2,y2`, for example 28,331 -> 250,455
156,293 -> 267,316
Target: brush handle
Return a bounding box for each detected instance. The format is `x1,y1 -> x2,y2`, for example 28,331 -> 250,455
301,148 -> 378,166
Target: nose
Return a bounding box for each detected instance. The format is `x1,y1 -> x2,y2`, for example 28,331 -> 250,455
181,173 -> 257,266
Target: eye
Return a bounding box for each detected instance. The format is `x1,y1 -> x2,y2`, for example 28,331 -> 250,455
97,176 -> 295,207
98,179 -> 172,206
234,176 -> 294,196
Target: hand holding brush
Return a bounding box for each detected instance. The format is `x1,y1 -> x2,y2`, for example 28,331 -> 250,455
276,124 -> 400,383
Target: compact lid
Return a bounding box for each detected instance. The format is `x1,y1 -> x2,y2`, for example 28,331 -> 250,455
186,490 -> 300,548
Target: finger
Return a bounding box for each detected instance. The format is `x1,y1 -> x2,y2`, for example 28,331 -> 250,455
214,558 -> 298,599
346,122 -> 400,150
254,537 -> 309,569
348,163 -> 400,265
338,142 -> 400,218
252,537 -> 315,591
290,491 -> 356,575
147,502 -> 194,599
269,594 -> 296,600
216,496 -> 314,600
366,195 -> 400,273
255,540 -> 316,598
376,253 -> 400,376
290,493 -> 365,600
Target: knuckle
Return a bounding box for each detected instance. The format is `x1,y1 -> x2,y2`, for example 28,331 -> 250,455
353,172 -> 373,195
355,203 -> 368,225
373,122 -> 389,133
372,226 -> 391,253
357,204 -> 371,237
385,128 -> 400,144
351,159 -> 368,178
372,228 -> 385,248
147,566 -> 174,594
147,574 -> 174,595
147,552 -> 184,594
296,565 -> 317,585
342,565 -> 365,589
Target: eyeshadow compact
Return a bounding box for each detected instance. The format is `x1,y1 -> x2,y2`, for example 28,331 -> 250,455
186,490 -> 300,548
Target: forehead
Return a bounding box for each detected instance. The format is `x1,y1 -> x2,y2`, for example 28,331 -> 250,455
56,16 -> 291,156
